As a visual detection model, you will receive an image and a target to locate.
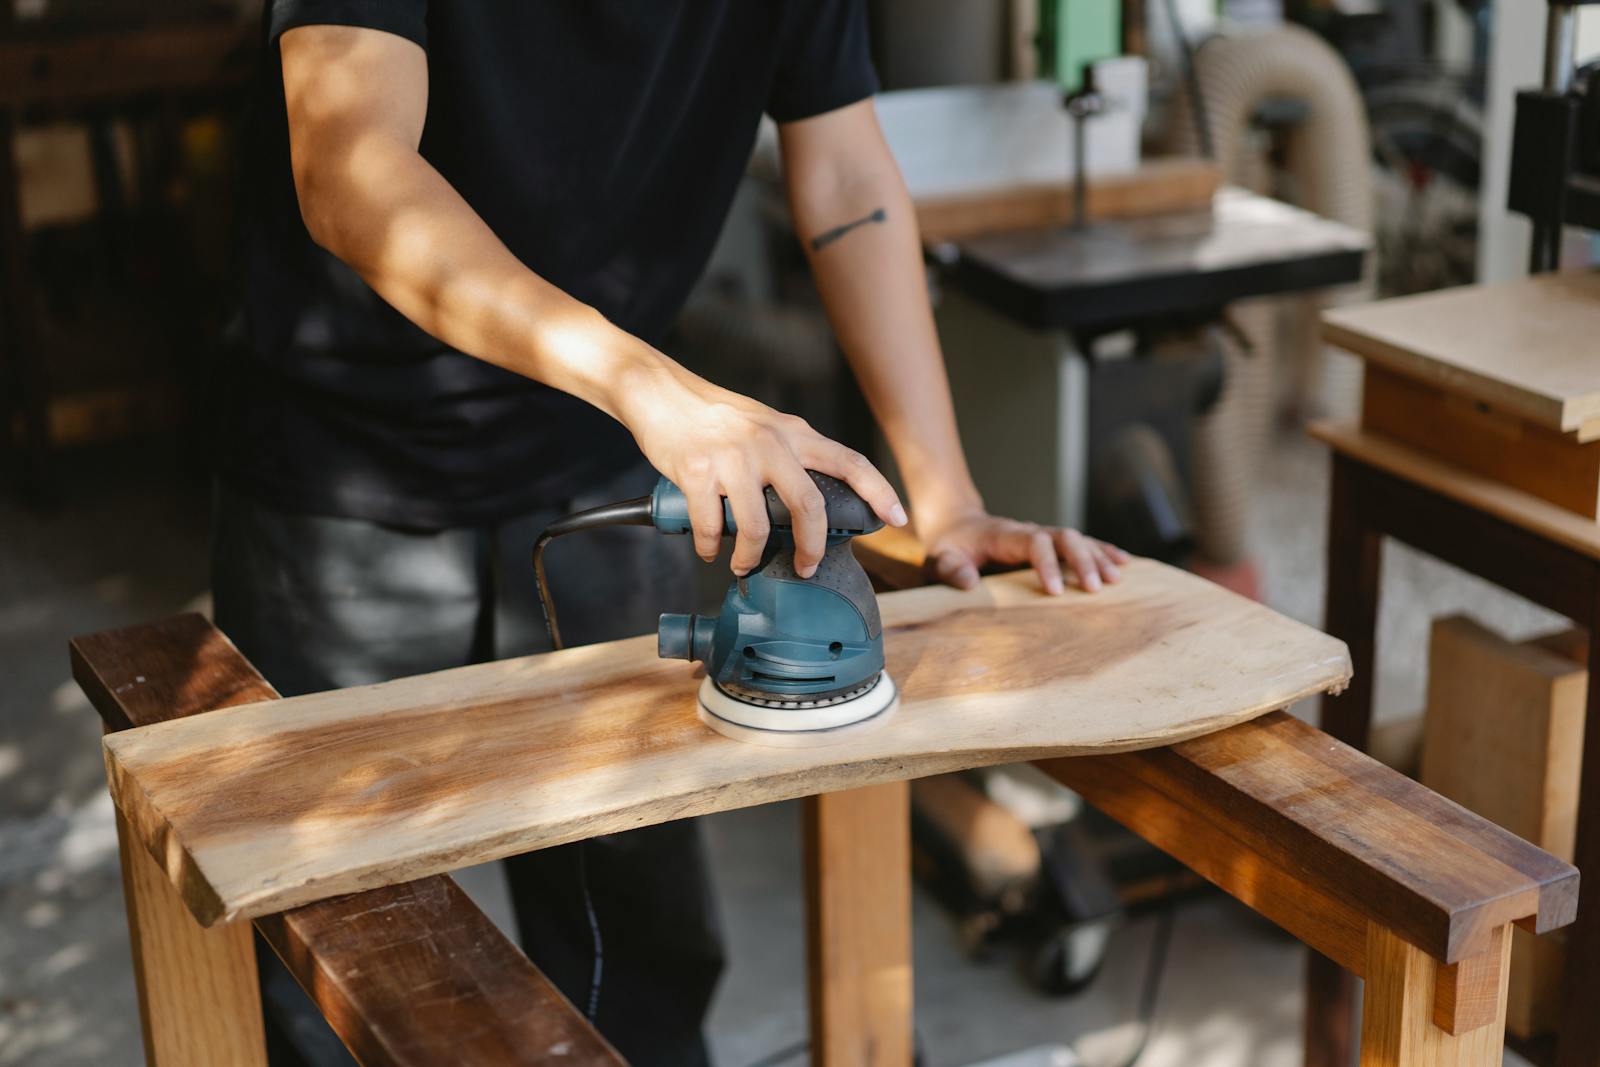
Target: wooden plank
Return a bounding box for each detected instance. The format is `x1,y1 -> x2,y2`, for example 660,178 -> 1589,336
73,615 -> 621,1067
257,879 -> 622,1067
1360,922 -> 1512,1066
804,783 -> 913,1067
1037,714 -> 1562,1036
1362,364 -> 1600,519
1045,711 -> 1578,966
1324,271 -> 1600,435
1421,616 -> 1586,863
1322,271 -> 1600,435
115,808 -> 266,1067
915,158 -> 1221,243
1310,419 -> 1600,563
100,561 -> 1351,926
1039,738 -> 1371,978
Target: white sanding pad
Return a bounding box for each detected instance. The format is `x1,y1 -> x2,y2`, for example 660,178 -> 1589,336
697,673 -> 898,748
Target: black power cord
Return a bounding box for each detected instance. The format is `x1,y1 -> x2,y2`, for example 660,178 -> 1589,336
532,495 -> 653,650
529,494 -> 654,1024
1109,905 -> 1178,1067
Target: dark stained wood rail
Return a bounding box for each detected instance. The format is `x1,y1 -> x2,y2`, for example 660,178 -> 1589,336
1041,714 -> 1577,1035
74,613 -> 622,1067
1058,711 -> 1578,959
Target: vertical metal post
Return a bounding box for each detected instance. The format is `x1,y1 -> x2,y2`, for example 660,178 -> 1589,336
1063,65 -> 1103,231
1071,110 -> 1089,229
1531,2 -> 1578,272
1543,2 -> 1577,93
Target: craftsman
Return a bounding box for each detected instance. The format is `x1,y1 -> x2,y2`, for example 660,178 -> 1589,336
216,3 -> 1128,1064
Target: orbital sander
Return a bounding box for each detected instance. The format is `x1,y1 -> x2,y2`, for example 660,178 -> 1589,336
533,470 -> 897,744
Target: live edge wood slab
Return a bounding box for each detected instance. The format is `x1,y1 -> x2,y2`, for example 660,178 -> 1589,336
103,559 -> 1349,928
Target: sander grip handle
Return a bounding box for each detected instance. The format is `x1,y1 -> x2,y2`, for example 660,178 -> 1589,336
650,471 -> 883,538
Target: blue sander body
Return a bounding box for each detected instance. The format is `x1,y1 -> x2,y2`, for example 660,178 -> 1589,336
533,471 -> 899,743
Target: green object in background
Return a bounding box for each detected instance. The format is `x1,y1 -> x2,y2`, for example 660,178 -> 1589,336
1037,0 -> 1122,93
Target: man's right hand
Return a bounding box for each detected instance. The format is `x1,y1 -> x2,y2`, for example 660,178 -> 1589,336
611,353 -> 907,578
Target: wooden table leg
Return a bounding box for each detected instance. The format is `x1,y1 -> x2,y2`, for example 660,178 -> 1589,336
115,810 -> 266,1066
804,780 -> 913,1067
1310,454 -> 1386,1067
1554,615 -> 1600,1067
1360,923 -> 1511,1066
1322,454 -> 1384,750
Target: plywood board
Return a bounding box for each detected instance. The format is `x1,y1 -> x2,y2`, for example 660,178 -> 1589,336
1323,271 -> 1600,435
103,561 -> 1350,926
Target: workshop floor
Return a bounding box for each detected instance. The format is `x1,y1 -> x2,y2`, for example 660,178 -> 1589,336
0,429 -> 1557,1067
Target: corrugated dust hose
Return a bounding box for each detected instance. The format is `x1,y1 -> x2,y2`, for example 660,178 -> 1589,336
1166,25 -> 1373,564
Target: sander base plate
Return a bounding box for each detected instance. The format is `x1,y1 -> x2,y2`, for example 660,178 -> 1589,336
697,672 -> 898,748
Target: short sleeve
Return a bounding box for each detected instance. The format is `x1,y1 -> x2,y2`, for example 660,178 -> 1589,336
268,0 -> 428,50
766,0 -> 878,124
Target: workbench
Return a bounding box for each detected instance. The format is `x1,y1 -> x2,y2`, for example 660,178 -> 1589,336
934,186 -> 1368,531
75,538 -> 1574,1066
1311,270 -> 1600,1067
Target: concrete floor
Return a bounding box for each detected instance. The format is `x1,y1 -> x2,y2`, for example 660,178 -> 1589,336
0,428 -> 1555,1067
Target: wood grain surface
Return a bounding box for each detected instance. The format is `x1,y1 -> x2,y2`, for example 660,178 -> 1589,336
1076,711 -> 1576,957
1362,364 -> 1600,518
114,807 -> 267,1067
1322,271 -> 1600,435
103,560 -> 1350,926
1310,419 -> 1600,563
74,615 -> 622,1067
1422,616 -> 1585,864
804,783 -> 913,1067
1361,923 -> 1512,1066
915,158 -> 1221,243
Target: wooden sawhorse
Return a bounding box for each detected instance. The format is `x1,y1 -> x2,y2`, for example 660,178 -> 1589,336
76,549 -> 1574,1066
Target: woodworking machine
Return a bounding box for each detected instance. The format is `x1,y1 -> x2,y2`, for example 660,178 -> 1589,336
533,471 -> 897,744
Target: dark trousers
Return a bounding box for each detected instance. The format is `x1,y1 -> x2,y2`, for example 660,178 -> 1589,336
211,467 -> 724,1067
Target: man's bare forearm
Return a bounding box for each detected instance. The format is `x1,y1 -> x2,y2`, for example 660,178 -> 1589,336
780,102 -> 983,529
283,28 -> 662,425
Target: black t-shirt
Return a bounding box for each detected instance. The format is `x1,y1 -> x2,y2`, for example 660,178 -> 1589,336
223,0 -> 876,529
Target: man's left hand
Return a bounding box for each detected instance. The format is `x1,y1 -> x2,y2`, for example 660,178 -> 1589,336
920,511 -> 1130,596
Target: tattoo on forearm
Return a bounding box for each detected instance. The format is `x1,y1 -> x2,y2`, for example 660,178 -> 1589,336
809,207 -> 887,251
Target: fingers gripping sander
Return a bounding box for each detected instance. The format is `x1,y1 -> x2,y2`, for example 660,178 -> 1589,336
532,471 -> 898,744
